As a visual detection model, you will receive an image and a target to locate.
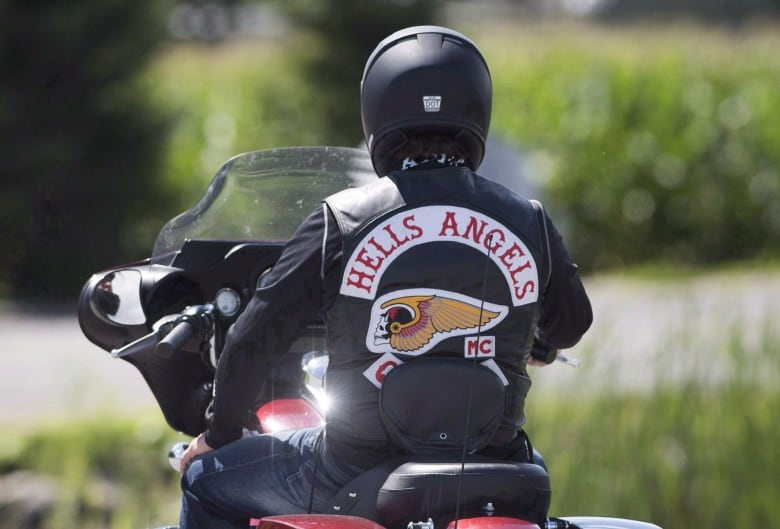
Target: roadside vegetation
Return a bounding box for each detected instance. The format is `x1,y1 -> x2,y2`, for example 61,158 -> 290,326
145,21 -> 780,275
2,18 -> 778,529
528,274 -> 780,528
2,303 -> 777,528
482,22 -> 780,272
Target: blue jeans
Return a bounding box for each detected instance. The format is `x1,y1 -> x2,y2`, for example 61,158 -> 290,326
179,426 -> 363,529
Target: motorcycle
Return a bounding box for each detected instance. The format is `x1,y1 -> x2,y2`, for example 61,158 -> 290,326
78,146 -> 662,529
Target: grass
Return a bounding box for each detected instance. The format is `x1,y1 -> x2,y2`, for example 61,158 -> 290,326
527,379 -> 780,527
0,416 -> 183,529
525,268 -> 780,527
2,269 -> 778,529
529,337 -> 780,528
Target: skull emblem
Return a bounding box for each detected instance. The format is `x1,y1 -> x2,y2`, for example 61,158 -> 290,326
373,306 -> 413,346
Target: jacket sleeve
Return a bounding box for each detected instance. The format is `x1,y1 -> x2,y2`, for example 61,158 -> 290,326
204,204 -> 342,448
533,212 -> 593,354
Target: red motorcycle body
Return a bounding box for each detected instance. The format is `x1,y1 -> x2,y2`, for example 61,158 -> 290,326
257,515 -> 539,529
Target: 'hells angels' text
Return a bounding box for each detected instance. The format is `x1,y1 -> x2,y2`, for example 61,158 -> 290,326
340,205 -> 538,306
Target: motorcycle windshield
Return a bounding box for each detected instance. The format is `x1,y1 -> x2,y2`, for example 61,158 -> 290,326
152,146 -> 376,265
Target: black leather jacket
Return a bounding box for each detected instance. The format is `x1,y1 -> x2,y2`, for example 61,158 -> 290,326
205,166 -> 592,465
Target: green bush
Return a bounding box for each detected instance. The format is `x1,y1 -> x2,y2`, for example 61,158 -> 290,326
0,1 -> 174,301
481,24 -> 780,271
527,366 -> 779,528
0,416 -> 182,529
140,23 -> 780,273
143,43 -> 326,207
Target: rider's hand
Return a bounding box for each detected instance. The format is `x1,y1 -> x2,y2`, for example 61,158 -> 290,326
528,356 -> 554,367
529,341 -> 558,366
179,432 -> 214,474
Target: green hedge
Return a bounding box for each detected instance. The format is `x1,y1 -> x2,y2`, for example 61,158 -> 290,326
142,24 -> 780,272
0,1 -> 172,301
143,43 -> 326,207
481,24 -> 780,271
0,416 -> 181,529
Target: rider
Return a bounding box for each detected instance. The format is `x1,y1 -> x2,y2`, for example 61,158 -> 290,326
178,25 -> 592,529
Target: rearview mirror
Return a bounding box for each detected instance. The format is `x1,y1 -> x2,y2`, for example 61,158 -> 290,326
90,269 -> 146,326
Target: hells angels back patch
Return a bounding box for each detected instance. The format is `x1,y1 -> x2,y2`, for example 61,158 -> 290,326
338,205 -> 540,362
340,205 -> 538,307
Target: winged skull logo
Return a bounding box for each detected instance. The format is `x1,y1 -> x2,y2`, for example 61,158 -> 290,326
373,294 -> 503,353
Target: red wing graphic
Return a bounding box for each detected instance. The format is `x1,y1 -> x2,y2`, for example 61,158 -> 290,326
377,295 -> 501,353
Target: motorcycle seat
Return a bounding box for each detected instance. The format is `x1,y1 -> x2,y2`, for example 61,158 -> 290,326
376,459 -> 551,529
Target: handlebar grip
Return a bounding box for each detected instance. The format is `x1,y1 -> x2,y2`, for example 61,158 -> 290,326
157,320 -> 196,356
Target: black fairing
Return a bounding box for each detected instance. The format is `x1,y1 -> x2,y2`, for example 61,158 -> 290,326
78,147 -> 377,435
78,240 -> 289,435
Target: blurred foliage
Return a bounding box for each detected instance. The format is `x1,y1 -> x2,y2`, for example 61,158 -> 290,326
144,0 -> 442,211
480,23 -> 780,271
0,0 -> 176,302
0,416 -> 182,529
3,4 -> 780,301
142,43 -> 325,207
0,1 -> 444,303
596,0 -> 780,24
526,311 -> 780,528
276,0 -> 441,145
146,21 -> 780,274
2,304 -> 778,528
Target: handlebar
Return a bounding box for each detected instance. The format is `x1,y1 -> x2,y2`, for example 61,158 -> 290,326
157,303 -> 215,356
110,303 -> 216,359
531,325 -> 582,367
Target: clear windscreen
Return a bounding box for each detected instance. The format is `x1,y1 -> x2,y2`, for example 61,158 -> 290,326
151,146 -> 376,264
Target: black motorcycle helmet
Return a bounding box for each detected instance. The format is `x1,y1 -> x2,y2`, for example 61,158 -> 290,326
361,25 -> 492,176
